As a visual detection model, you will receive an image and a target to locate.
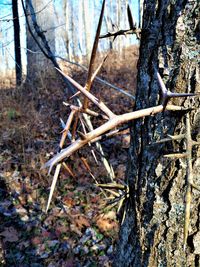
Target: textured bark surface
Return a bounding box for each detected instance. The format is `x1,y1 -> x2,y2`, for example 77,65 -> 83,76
114,1 -> 200,266
26,0 -> 55,81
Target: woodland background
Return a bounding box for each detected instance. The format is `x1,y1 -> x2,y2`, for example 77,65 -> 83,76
0,0 -> 140,265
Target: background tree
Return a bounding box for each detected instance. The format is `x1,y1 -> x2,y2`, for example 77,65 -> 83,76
12,0 -> 22,86
83,0 -> 92,64
114,0 -> 200,266
26,0 -> 55,81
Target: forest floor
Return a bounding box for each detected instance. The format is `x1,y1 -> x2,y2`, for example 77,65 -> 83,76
0,45 -> 138,266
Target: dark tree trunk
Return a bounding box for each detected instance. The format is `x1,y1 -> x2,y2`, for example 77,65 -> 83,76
12,0 -> 22,86
114,0 -> 200,266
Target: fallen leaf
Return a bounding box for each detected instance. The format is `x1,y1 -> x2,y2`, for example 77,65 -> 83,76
0,227 -> 19,242
96,217 -> 118,233
31,236 -> 42,245
74,215 -> 90,230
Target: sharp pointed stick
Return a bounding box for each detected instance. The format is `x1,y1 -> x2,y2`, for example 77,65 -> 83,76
83,0 -> 106,110
46,109 -> 76,211
60,109 -> 76,148
156,134 -> 185,144
164,153 -> 187,159
156,71 -> 168,95
192,141 -> 200,146
100,28 -> 141,39
71,113 -> 79,141
169,92 -> 196,98
127,4 -> 135,30
117,197 -> 126,214
166,105 -> 194,111
90,54 -> 109,85
121,204 -> 127,225
96,183 -> 126,190
81,157 -> 91,172
60,118 -> 66,130
79,114 -> 99,164
183,113 -> 194,250
62,162 -> 75,178
69,91 -> 80,100
183,185 -> 191,251
63,102 -> 70,107
56,68 -> 115,119
44,104 -> 181,170
168,134 -> 185,140
191,183 -> 200,192
91,149 -> 99,164
82,112 -> 115,181
104,189 -> 121,197
46,163 -> 61,213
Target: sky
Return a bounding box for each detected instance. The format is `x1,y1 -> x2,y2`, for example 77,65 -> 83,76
0,0 -> 139,74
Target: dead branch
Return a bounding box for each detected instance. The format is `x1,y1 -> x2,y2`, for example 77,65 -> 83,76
56,56 -> 135,100
56,68 -> 116,119
83,0 -> 106,110
44,103 -> 189,172
100,29 -> 141,40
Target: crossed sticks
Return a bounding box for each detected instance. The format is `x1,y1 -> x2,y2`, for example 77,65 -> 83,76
43,1 -> 199,251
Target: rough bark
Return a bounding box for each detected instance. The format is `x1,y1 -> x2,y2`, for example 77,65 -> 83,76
26,0 -> 55,81
12,0 -> 22,85
114,0 -> 200,266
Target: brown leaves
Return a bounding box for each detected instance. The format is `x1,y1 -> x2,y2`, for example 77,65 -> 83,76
0,227 -> 19,242
73,215 -> 90,231
96,212 -> 118,233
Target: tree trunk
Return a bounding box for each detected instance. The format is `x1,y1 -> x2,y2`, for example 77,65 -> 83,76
26,0 -> 55,82
114,1 -> 200,266
83,0 -> 92,64
12,0 -> 22,86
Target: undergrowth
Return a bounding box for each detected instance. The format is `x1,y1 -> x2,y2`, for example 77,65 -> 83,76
0,45 -> 138,266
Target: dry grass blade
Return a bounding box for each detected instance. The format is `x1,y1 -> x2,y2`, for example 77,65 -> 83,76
127,5 -> 135,30
83,0 -> 106,109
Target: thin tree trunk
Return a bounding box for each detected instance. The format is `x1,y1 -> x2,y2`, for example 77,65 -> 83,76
83,0 -> 92,64
114,0 -> 200,266
63,0 -> 70,59
71,2 -> 78,60
12,0 -> 22,86
26,0 -> 55,81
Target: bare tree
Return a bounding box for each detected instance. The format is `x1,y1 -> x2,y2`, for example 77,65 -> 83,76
83,0 -> 92,64
25,0 -> 55,81
12,0 -> 22,85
